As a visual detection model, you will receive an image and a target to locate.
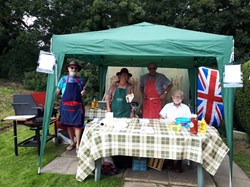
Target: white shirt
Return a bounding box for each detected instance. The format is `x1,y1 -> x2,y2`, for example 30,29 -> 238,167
159,102 -> 191,121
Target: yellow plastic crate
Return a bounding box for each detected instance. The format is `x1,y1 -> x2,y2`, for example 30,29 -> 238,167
147,158 -> 165,171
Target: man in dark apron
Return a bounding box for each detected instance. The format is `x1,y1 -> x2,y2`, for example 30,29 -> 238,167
56,61 -> 85,153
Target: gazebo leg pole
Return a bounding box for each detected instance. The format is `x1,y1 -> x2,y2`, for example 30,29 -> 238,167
95,158 -> 102,182
197,164 -> 204,187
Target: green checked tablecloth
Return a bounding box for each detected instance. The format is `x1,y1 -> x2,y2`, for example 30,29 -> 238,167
76,118 -> 229,181
85,108 -> 106,120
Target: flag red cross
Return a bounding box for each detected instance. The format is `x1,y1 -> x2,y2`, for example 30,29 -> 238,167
197,70 -> 223,123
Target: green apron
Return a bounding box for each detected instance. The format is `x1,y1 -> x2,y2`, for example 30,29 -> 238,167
111,87 -> 131,118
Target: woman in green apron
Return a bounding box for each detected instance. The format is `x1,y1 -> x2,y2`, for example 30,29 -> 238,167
106,68 -> 134,118
106,68 -> 135,169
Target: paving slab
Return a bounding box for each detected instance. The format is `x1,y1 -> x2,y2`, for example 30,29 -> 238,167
42,150 -> 126,178
124,160 -> 215,187
42,156 -> 78,175
42,150 -> 250,187
168,162 -> 215,187
123,181 -> 166,187
42,149 -> 78,175
124,168 -> 170,186
214,155 -> 250,187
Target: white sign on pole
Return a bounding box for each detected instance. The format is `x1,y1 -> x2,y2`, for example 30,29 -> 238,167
36,50 -> 56,74
223,64 -> 243,87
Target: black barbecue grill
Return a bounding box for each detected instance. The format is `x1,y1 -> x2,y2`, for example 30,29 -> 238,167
12,93 -> 57,156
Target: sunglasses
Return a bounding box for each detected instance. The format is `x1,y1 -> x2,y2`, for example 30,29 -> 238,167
70,67 -> 78,70
148,67 -> 156,70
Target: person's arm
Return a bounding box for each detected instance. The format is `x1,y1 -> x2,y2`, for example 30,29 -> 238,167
81,77 -> 88,97
56,88 -> 61,97
56,77 -> 64,98
106,100 -> 111,112
140,75 -> 145,99
159,114 -> 164,119
160,83 -> 173,98
160,75 -> 173,100
159,104 -> 168,119
106,84 -> 115,112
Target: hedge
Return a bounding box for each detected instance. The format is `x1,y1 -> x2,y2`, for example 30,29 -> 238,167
234,60 -> 250,137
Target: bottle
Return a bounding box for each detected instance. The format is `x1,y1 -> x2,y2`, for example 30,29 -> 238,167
95,99 -> 98,108
91,97 -> 96,109
190,114 -> 198,134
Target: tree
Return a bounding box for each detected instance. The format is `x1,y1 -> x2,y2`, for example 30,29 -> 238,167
1,0 -> 249,81
142,0 -> 250,63
0,0 -> 145,81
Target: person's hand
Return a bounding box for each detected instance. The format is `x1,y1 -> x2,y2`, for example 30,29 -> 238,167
81,90 -> 86,96
160,92 -> 167,100
107,108 -> 111,112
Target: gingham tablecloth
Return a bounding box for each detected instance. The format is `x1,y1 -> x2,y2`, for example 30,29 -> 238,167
85,108 -> 106,119
76,118 -> 229,181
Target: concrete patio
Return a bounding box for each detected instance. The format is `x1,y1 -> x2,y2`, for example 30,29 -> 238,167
42,149 -> 250,187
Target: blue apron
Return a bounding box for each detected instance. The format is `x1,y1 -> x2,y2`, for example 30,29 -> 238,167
60,76 -> 85,128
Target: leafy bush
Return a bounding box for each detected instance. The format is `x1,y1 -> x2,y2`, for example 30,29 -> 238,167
234,60 -> 250,135
22,71 -> 47,91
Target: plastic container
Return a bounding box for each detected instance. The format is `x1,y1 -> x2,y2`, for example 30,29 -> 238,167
175,117 -> 191,128
132,157 -> 147,171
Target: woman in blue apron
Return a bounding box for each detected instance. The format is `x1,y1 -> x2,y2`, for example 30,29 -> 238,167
57,61 -> 85,153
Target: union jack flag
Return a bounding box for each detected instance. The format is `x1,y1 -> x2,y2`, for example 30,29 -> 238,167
197,67 -> 224,127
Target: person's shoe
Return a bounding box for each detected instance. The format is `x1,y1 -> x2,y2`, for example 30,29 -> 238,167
175,160 -> 183,173
166,160 -> 174,170
66,143 -> 76,151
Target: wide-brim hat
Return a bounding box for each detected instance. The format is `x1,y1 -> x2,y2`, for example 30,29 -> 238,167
116,68 -> 132,77
66,61 -> 82,71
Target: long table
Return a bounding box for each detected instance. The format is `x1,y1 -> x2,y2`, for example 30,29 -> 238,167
76,118 -> 229,186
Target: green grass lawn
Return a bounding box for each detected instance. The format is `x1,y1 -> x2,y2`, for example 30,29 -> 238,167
0,125 -> 123,187
233,143 -> 250,179
0,79 -> 123,187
